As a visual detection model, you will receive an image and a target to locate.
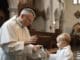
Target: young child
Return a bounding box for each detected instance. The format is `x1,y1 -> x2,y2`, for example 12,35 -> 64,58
49,33 -> 74,60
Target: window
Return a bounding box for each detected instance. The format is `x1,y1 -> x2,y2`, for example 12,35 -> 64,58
73,0 -> 80,4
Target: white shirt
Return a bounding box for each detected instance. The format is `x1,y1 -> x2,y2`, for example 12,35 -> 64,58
49,45 -> 74,60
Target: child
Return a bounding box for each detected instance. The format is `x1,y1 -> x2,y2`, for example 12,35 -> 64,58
49,33 -> 74,60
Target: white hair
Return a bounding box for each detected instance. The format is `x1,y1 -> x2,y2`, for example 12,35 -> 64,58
20,8 -> 36,17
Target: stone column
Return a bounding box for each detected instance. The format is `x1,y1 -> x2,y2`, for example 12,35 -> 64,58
8,0 -> 29,17
44,0 -> 55,33
8,0 -> 19,17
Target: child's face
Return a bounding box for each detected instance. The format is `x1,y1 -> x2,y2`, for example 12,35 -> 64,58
57,38 -> 66,48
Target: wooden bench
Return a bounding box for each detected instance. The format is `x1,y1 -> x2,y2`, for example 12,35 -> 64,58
30,31 -> 60,49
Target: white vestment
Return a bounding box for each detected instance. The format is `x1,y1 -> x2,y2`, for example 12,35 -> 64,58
0,15 -> 48,60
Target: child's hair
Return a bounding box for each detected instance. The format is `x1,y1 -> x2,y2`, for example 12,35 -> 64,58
56,33 -> 71,44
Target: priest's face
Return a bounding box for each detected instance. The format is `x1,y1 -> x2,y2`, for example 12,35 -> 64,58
21,13 -> 35,27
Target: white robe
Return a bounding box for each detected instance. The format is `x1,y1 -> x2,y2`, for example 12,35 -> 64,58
0,15 -> 31,60
0,15 -> 48,60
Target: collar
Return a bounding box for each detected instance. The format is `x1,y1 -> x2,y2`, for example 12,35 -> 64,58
59,45 -> 71,50
63,45 -> 71,49
16,16 -> 24,28
64,45 -> 71,48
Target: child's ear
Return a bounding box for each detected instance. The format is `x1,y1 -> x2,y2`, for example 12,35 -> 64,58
21,15 -> 24,18
63,41 -> 67,44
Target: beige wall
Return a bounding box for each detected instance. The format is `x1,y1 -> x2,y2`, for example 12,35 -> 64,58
63,0 -> 80,33
32,0 -> 56,32
31,0 -> 46,32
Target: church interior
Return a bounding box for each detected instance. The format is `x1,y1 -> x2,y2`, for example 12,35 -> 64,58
0,0 -> 80,60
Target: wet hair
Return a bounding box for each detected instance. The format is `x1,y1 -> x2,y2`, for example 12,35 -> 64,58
56,33 -> 71,43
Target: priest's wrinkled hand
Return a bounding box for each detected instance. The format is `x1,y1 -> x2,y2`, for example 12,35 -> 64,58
32,45 -> 42,52
30,35 -> 38,43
